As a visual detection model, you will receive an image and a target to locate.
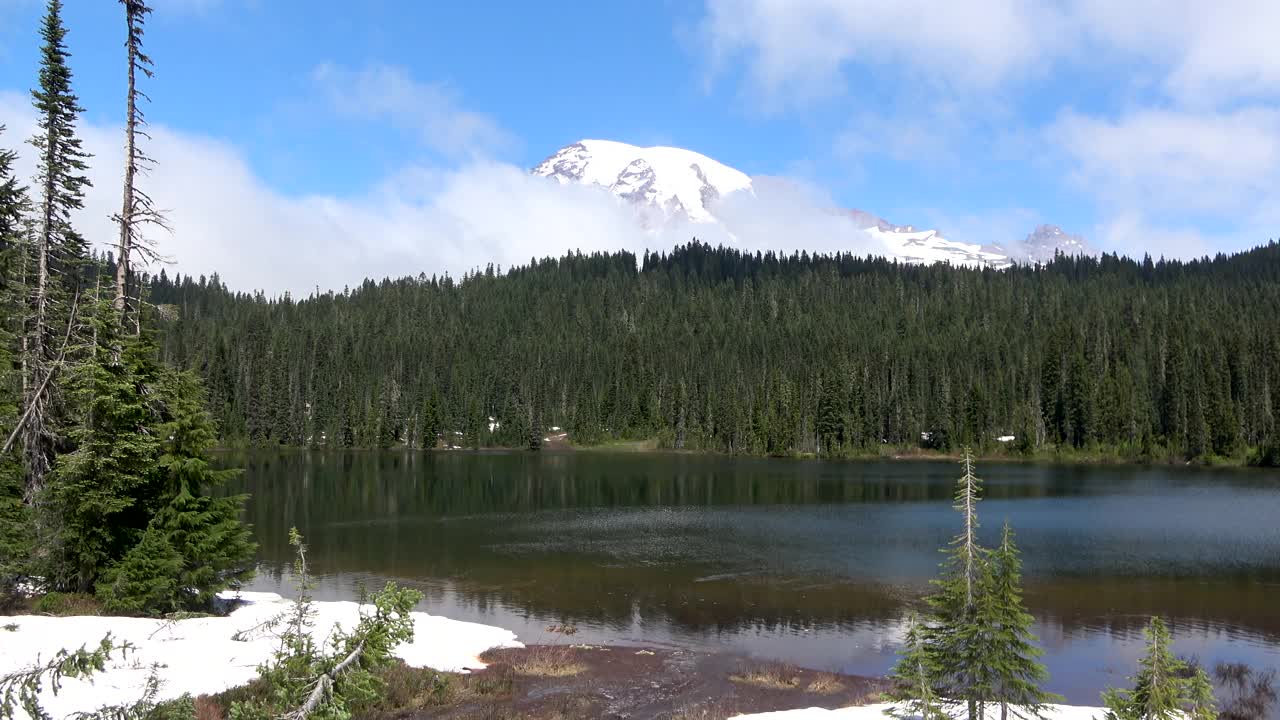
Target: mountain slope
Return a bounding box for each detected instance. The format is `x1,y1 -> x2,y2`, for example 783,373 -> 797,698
533,139 -> 1089,268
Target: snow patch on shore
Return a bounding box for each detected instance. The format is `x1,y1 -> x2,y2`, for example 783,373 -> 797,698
0,591 -> 522,718
732,702 -> 1107,720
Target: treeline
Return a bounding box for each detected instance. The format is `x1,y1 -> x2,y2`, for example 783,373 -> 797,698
149,241 -> 1280,463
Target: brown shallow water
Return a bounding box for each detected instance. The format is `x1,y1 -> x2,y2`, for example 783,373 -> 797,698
224,450 -> 1280,708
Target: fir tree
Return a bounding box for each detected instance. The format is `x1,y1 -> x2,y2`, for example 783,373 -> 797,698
45,294 -> 159,592
147,367 -> 256,609
96,524 -> 182,615
883,613 -> 946,720
989,522 -> 1059,720
24,0 -> 92,499
926,450 -> 998,720
1102,617 -> 1216,720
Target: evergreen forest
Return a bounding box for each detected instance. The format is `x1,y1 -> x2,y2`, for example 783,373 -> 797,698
147,240 -> 1280,464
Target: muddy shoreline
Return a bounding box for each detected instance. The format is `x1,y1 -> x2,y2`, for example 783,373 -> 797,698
398,643 -> 889,719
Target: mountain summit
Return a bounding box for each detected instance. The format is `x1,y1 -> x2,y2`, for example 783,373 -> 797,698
532,139 -> 751,223
532,139 -> 1090,268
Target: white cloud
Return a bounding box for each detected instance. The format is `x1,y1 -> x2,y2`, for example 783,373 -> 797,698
700,0 -> 1062,106
1049,107 -> 1280,217
1068,0 -> 1280,107
695,0 -> 1280,256
0,91 -> 896,297
699,0 -> 1280,109
311,63 -> 513,160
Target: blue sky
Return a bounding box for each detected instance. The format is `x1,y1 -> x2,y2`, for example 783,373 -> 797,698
1,0 -> 1277,292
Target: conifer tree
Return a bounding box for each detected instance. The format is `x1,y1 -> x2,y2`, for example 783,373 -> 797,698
883,613 -> 946,720
1102,617 -> 1216,720
24,0 -> 92,500
95,524 -> 182,615
926,450 -> 998,720
0,125 -> 30,604
146,367 -> 256,608
990,522 -> 1059,720
45,293 -> 159,592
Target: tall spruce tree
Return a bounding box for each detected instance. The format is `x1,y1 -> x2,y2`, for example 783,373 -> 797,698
1102,617 -> 1216,720
989,522 -> 1059,720
24,0 -> 91,501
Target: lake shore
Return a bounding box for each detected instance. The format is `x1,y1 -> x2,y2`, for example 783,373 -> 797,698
1,592 -> 1117,719
214,440 -> 1274,470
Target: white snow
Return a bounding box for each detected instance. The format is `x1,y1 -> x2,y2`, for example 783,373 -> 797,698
0,590 -> 522,718
732,703 -> 1107,720
996,435 -> 1016,443
532,139 -> 752,223
861,226 -> 1011,269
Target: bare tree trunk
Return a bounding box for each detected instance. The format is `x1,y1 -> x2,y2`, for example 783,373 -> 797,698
284,640 -> 365,720
115,5 -> 138,317
23,121 -> 59,501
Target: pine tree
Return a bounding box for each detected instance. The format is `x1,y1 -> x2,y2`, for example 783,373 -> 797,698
926,450 -> 998,720
1102,617 -> 1217,720
24,0 -> 92,501
990,522 -> 1060,720
883,613 -> 946,720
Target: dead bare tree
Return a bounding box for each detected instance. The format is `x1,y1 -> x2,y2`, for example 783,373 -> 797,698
114,0 -> 168,329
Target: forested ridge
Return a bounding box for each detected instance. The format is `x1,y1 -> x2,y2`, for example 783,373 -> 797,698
149,241 -> 1280,463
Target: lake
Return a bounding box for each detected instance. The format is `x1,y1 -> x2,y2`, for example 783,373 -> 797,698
226,450 -> 1280,706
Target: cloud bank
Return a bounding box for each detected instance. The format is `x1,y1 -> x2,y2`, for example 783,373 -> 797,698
699,0 -> 1280,255
0,89 -> 894,297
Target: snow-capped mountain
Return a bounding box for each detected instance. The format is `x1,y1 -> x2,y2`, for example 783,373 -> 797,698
532,140 -> 751,224
532,140 -> 1090,268
1008,224 -> 1092,264
846,210 -> 1012,269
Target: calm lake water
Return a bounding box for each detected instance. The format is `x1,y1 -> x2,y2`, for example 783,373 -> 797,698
226,450 -> 1280,706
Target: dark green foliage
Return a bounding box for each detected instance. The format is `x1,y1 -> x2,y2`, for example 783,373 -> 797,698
24,0 -> 93,490
45,296 -> 161,593
1102,617 -> 1216,720
84,360 -> 254,614
989,523 -> 1060,719
893,454 -> 1055,720
1247,434 -> 1280,467
882,614 -> 946,720
925,453 -> 998,720
96,527 -> 182,616
146,242 -> 1280,461
0,125 -> 29,607
146,368 -> 255,610
30,0 -> 91,270
41,293 -> 254,611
